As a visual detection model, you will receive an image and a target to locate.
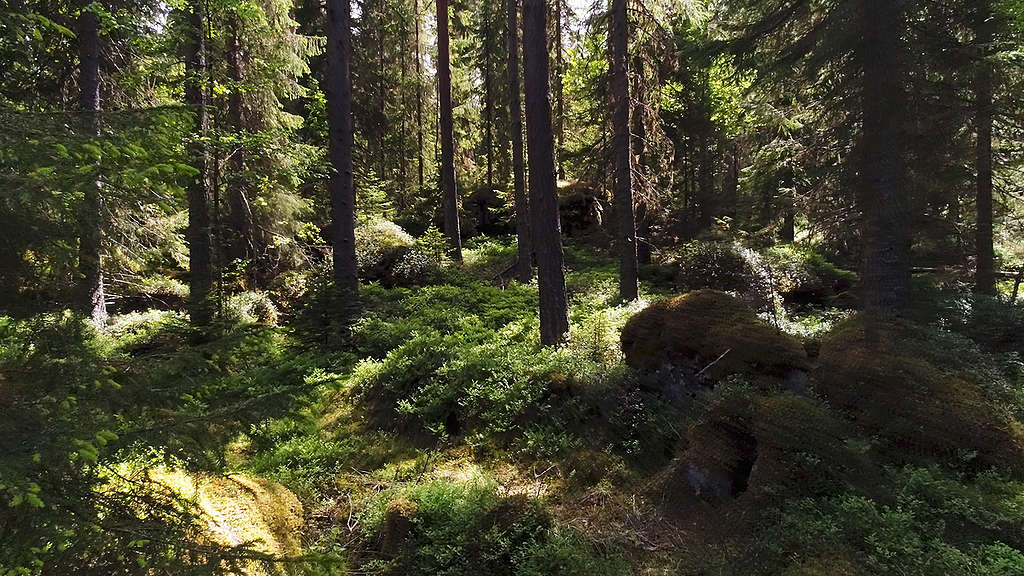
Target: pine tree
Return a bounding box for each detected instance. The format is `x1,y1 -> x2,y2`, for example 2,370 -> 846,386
327,0 -> 359,301
523,0 -> 569,345
610,0 -> 638,301
974,0 -> 996,295
76,5 -> 107,324
437,0 -> 463,260
184,0 -> 214,325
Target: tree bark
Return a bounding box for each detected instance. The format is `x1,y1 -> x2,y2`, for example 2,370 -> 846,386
227,19 -> 256,272
859,0 -> 911,322
184,0 -> 214,325
437,0 -> 463,260
507,0 -> 532,283
523,0 -> 569,346
485,12 -> 495,192
974,0 -> 996,295
631,53 -> 650,265
554,0 -> 565,180
327,0 -> 359,303
610,0 -> 637,301
76,8 -> 107,324
415,0 -> 425,191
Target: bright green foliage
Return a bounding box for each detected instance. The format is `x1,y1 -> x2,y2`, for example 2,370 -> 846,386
358,472 -> 629,576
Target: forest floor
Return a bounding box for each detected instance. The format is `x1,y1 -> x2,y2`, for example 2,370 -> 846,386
7,236 -> 1024,575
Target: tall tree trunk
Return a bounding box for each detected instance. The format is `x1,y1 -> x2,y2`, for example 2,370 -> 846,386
507,0 -> 532,283
227,20 -> 255,273
974,0 -> 996,295
780,166 -> 795,243
631,53 -> 650,265
485,12 -> 495,192
76,8 -> 106,324
184,0 -> 214,325
610,0 -> 637,301
725,140 -> 739,219
415,0 -> 425,191
554,0 -> 565,180
859,0 -> 911,322
399,16 -> 409,209
523,0 -> 568,346
437,0 -> 463,260
327,0 -> 359,302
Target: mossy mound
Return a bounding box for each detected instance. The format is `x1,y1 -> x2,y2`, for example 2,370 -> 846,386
815,318 -> 1024,473
620,290 -> 808,381
673,393 -> 865,501
149,470 -> 304,575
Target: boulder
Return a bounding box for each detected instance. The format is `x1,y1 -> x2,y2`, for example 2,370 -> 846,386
621,290 -> 808,383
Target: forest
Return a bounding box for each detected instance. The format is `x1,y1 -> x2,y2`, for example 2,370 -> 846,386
3,0 -> 1024,573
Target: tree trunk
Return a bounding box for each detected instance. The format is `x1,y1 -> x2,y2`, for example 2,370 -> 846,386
485,12 -> 494,192
859,0 -> 911,322
437,0 -> 463,260
780,166 -> 795,243
416,0 -> 425,191
974,0 -> 996,296
327,0 -> 359,302
227,20 -> 255,272
610,0 -> 637,301
507,0 -> 532,283
554,0 -> 565,180
631,53 -> 650,265
523,0 -> 569,346
184,0 -> 214,325
76,8 -> 107,324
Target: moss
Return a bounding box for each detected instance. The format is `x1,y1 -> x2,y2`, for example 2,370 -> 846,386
620,290 -> 808,381
673,392 -> 866,501
815,318 -> 1024,474
148,469 -> 304,575
380,498 -> 418,555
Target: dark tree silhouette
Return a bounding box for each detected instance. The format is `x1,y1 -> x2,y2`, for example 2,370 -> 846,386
76,6 -> 106,324
610,0 -> 638,301
327,0 -> 359,303
523,0 -> 569,345
507,0 -> 532,283
437,0 -> 463,261
184,0 -> 214,325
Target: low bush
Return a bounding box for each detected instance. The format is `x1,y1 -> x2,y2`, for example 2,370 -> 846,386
672,240 -> 773,308
358,472 -> 628,576
355,219 -> 441,286
763,245 -> 857,306
223,290 -> 280,325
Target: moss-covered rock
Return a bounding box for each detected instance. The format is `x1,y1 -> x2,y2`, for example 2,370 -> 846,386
148,469 -> 303,575
673,393 -> 865,501
620,290 -> 808,382
815,318 -> 1024,474
380,498 -> 418,555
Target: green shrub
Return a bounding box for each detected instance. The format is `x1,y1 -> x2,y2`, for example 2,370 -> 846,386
763,245 -> 858,306
223,290 -> 280,324
673,240 -> 772,307
359,473 -> 627,576
752,467 -> 1024,576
